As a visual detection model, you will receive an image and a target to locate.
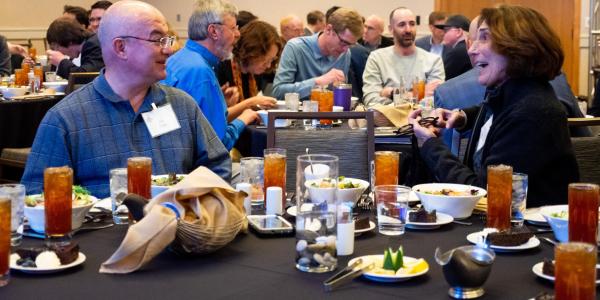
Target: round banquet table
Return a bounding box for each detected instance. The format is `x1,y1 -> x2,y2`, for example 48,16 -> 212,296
1,212 -> 567,299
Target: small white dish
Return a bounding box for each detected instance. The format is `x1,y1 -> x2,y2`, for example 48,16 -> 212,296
355,221 -> 376,235
406,212 -> 454,230
347,255 -> 428,282
532,261 -> 600,284
523,207 -> 547,226
466,231 -> 540,252
89,197 -> 112,213
10,252 -> 86,274
286,204 -> 314,217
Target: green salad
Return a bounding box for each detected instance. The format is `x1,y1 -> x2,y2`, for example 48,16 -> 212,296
25,185 -> 92,207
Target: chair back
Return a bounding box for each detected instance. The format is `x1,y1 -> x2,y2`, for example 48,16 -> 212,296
571,136 -> 600,185
66,72 -> 100,94
266,111 -> 374,193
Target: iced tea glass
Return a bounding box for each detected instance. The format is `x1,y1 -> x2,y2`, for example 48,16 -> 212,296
555,242 -> 597,300
127,157 -> 152,199
486,164 -> 512,230
372,151 -> 400,187
240,157 -> 265,207
568,183 -> 599,244
44,166 -> 73,246
0,197 -> 10,287
14,69 -> 27,87
318,89 -> 334,126
33,65 -> 44,84
264,148 -> 286,208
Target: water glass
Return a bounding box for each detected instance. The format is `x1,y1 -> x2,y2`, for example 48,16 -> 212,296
240,157 -> 264,209
285,93 -> 300,111
45,72 -> 57,82
555,242 -> 597,300
0,184 -> 25,246
302,100 -> 319,129
375,185 -> 410,236
44,166 -> 73,246
110,168 -> 129,225
511,173 -> 528,227
0,197 -> 10,287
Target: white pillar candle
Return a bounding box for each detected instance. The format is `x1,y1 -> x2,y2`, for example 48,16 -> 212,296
266,186 -> 283,215
236,183 -> 252,215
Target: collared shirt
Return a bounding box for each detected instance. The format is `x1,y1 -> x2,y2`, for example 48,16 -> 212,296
21,70 -> 232,198
429,38 -> 444,57
162,40 -> 245,150
272,33 -> 351,99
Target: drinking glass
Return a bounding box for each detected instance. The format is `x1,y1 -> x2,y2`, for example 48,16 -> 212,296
264,149 -> 286,209
375,185 -> 410,236
568,183 -> 599,244
127,157 -> 152,199
44,166 -> 73,246
110,168 -> 129,225
412,77 -> 425,101
295,154 -> 338,272
0,197 -> 10,287
511,173 -> 528,227
372,151 -> 400,187
555,242 -> 597,300
20,61 -> 30,75
14,69 -> 26,87
336,202 -> 354,256
284,93 -> 300,111
486,164 -> 512,230
333,84 -> 352,111
302,100 -> 319,129
318,89 -> 334,126
0,184 -> 25,246
33,65 -> 44,84
45,72 -> 57,82
240,157 -> 264,208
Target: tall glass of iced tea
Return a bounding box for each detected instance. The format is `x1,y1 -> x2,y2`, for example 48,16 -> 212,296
127,157 -> 152,199
372,151 -> 400,187
264,148 -> 286,208
0,197 -> 10,286
486,164 -> 512,230
44,166 -> 73,246
318,88 -> 334,126
568,183 -> 599,244
555,242 -> 597,300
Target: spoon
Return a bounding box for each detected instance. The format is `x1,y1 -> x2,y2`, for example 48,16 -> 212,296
452,220 -> 473,226
306,148 -> 314,174
541,237 -> 557,247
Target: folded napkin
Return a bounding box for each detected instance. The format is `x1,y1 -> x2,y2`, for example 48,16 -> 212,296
100,166 -> 248,274
474,197 -> 488,213
370,103 -> 412,127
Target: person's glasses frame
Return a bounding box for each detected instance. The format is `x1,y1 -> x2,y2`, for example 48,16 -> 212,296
115,35 -> 176,49
334,29 -> 355,47
211,22 -> 240,32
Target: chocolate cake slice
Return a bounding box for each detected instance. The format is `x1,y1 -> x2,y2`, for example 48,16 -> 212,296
487,227 -> 533,246
408,207 -> 437,223
542,258 -> 555,276
50,242 -> 80,265
354,216 -> 370,230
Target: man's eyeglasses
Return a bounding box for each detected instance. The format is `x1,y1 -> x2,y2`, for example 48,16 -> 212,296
334,30 -> 355,47
211,22 -> 239,32
116,35 -> 176,49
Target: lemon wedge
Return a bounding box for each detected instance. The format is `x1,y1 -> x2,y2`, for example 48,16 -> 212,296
397,258 -> 429,275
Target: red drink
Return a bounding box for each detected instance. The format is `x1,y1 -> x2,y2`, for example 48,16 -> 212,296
264,148 -> 286,208
568,183 -> 599,244
127,157 -> 152,199
555,242 -> 597,300
44,166 -> 73,237
0,197 -> 9,286
374,151 -> 399,186
486,165 -> 512,230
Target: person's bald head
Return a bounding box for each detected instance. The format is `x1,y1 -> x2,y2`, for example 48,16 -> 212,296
280,15 -> 304,42
363,15 -> 386,45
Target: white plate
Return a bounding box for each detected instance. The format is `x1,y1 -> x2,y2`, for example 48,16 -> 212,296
532,261 -> 600,284
369,191 -> 420,203
524,207 -> 547,226
10,252 -> 86,274
466,231 -> 540,252
406,212 -> 454,230
355,221 -> 376,235
90,197 -> 112,213
348,255 -> 428,282
286,204 -> 314,217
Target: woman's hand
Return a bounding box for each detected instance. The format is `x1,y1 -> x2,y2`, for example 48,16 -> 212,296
408,108 -> 441,147
249,96 -> 277,110
433,108 -> 466,129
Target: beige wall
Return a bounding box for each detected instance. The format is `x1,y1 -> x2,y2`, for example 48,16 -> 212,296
0,0 -> 594,96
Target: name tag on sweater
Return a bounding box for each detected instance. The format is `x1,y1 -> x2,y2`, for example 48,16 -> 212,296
142,103 -> 181,138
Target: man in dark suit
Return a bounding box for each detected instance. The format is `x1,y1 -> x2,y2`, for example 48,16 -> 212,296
415,11 -> 447,57
359,15 -> 393,51
435,14 -> 472,80
46,17 -> 104,79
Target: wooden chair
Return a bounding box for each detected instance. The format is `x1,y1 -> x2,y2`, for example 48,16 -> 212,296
66,72 -> 100,95
568,117 -> 600,184
266,111 -> 374,193
0,148 -> 30,183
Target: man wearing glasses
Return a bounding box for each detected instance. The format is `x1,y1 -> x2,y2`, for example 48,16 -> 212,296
362,7 -> 445,107
435,14 -> 472,80
272,8 -> 363,100
162,0 -> 259,151
22,0 -> 231,197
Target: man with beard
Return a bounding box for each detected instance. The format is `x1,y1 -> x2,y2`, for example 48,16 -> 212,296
162,0 -> 259,150
362,7 -> 444,107
272,8 -> 363,100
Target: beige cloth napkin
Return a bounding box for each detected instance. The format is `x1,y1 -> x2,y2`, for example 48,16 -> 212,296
370,103 -> 412,127
99,166 -> 247,274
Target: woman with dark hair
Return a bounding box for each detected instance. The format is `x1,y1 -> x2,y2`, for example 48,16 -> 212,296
217,20 -> 282,107
408,5 -> 579,208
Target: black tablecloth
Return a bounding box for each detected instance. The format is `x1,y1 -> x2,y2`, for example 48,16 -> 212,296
2,214 -> 562,299
0,96 -> 63,150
